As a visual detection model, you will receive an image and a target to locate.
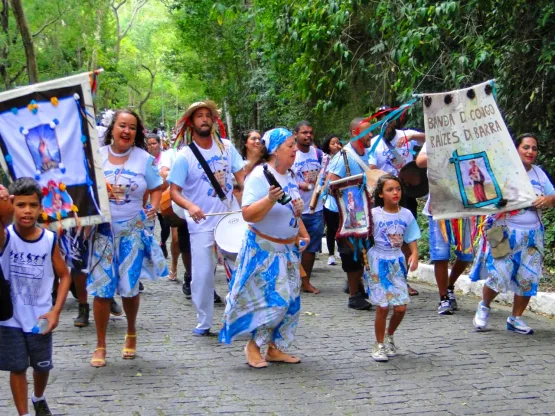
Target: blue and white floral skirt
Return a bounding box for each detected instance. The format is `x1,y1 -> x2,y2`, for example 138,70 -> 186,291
364,247 -> 409,307
219,230 -> 301,350
87,211 -> 168,298
470,226 -> 543,297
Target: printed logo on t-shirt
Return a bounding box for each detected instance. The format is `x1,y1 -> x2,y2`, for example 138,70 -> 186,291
9,250 -> 47,306
295,157 -> 320,185
377,218 -> 408,249
105,168 -> 139,205
198,154 -> 231,197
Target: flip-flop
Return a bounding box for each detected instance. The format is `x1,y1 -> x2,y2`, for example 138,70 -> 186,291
122,334 -> 137,359
168,270 -> 177,281
408,286 -> 419,296
90,347 -> 106,368
265,354 -> 301,364
244,345 -> 268,369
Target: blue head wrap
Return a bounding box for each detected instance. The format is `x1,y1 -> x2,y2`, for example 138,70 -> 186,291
261,128 -> 293,154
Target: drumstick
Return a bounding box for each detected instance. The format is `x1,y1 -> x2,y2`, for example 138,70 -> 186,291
188,210 -> 242,218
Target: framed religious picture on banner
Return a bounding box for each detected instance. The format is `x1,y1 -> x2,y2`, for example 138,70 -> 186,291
329,173 -> 373,239
0,71 -> 111,230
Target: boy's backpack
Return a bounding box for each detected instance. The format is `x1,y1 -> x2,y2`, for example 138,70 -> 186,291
0,267 -> 13,321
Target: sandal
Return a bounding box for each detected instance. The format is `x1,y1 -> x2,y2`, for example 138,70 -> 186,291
244,342 -> 268,369
265,343 -> 301,364
408,285 -> 419,296
168,270 -> 177,281
90,347 -> 106,368
122,334 -> 137,359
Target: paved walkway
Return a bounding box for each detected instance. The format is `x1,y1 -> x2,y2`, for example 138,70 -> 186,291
1,256 -> 555,415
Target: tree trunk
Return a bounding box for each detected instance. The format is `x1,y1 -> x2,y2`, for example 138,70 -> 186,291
10,0 -> 38,84
224,99 -> 234,144
0,0 -> 10,89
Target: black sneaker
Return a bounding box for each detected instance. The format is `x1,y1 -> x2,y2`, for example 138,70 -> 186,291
74,303 -> 90,327
139,282 -> 145,293
110,299 -> 123,316
160,244 -> 168,258
182,279 -> 191,299
438,299 -> 453,315
214,291 -> 222,304
33,398 -> 52,416
447,289 -> 458,311
348,293 -> 372,310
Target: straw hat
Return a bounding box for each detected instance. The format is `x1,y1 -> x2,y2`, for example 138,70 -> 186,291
182,100 -> 220,120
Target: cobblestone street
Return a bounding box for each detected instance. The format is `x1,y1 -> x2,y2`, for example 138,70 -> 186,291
1,256 -> 555,415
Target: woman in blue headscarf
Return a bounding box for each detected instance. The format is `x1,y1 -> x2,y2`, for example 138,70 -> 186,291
219,128 -> 310,368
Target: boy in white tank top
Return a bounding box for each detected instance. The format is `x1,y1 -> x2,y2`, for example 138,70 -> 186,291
0,178 -> 71,416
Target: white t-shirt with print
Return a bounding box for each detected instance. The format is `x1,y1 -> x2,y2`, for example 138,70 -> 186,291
371,207 -> 421,252
242,164 -> 303,240
294,147 -> 323,214
101,146 -> 162,222
504,165 -> 555,230
0,226 -> 56,333
167,138 -> 244,234
368,129 -> 422,175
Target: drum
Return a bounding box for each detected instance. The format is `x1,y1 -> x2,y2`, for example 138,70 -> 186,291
214,212 -> 248,263
160,188 -> 186,226
398,161 -> 429,198
365,169 -> 388,195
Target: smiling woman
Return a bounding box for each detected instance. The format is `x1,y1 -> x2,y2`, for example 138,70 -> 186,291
87,109 -> 168,368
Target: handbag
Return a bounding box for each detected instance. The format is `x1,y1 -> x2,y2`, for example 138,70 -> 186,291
0,267 -> 13,321
486,226 -> 511,259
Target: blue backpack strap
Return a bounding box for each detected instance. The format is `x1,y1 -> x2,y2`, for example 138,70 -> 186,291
316,148 -> 323,164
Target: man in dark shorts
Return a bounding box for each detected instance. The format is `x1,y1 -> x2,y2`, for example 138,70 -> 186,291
326,117 -> 374,310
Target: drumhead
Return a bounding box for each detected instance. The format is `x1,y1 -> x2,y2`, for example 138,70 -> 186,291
214,212 -> 248,255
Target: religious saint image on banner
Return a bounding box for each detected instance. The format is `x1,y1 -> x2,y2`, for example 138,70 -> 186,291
25,124 -> 62,173
329,173 -> 372,239
0,72 -> 111,229
450,150 -> 502,208
421,80 -> 536,220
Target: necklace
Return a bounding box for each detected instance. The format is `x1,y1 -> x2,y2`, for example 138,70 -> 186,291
108,145 -> 133,158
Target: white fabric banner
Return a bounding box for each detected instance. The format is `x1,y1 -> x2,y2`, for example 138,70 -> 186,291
0,72 -> 111,229
422,80 -> 536,220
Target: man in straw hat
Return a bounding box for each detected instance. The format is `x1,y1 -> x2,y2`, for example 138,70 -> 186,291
168,100 -> 245,336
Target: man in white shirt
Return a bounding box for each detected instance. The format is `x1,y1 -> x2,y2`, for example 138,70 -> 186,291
293,121 -> 325,294
168,101 -> 245,336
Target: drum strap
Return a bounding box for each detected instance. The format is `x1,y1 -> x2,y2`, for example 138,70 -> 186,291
344,146 -> 370,173
189,141 -> 227,202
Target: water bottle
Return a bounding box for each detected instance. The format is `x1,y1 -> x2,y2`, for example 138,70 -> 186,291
31,318 -> 48,335
144,204 -> 155,230
298,240 -> 307,249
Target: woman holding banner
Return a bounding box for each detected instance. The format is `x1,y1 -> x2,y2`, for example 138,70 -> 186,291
471,134 -> 555,334
88,109 -> 168,367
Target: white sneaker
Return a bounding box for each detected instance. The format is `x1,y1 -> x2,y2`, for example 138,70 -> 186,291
473,301 -> 490,331
327,255 -> 337,265
507,316 -> 534,334
372,342 -> 389,362
384,335 -> 397,357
